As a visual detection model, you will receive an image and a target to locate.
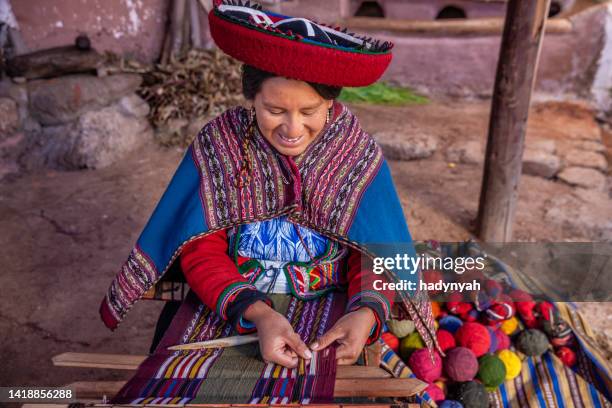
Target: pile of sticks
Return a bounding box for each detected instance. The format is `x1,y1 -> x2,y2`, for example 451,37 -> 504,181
137,48 -> 243,134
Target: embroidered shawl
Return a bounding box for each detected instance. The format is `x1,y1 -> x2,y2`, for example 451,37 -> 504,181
99,102 -> 438,351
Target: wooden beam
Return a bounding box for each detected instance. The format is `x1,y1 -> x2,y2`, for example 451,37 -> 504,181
52,352 -> 392,378
66,378 -> 427,400
477,0 -> 551,242
340,16 -> 571,36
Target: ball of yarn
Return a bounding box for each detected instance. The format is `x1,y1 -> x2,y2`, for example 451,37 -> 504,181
388,319 -> 415,338
439,401 -> 464,408
500,316 -> 519,335
455,322 -> 491,357
444,347 -> 478,382
400,331 -> 424,360
431,301 -> 442,319
556,346 -> 577,367
439,315 -> 464,334
515,329 -> 549,356
487,327 -> 498,353
408,349 -> 443,383
437,329 -> 456,352
382,332 -> 399,353
497,349 -> 522,380
425,382 -> 445,402
448,381 -> 488,408
494,329 -> 511,351
477,354 -> 507,390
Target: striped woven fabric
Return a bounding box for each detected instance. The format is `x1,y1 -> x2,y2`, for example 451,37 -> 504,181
113,292 -> 344,404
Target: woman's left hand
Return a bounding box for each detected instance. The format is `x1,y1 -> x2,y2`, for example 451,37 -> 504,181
310,307 -> 376,365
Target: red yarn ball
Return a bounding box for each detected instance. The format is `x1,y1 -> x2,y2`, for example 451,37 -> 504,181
382,332 -> 399,354
444,346 -> 479,382
408,349 -> 443,383
494,329 -> 511,351
425,382 -> 445,402
437,329 -> 456,352
455,322 -> 491,357
556,346 -> 577,367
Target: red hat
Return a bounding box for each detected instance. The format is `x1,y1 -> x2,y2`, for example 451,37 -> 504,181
208,0 -> 393,87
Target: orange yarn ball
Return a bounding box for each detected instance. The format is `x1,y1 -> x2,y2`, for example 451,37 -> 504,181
431,301 -> 442,319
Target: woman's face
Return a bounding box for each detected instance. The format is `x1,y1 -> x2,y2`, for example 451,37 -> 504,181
250,77 -> 334,157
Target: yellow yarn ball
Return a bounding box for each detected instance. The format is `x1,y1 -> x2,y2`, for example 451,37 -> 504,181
498,350 -> 522,380
501,317 -> 519,335
400,332 -> 424,360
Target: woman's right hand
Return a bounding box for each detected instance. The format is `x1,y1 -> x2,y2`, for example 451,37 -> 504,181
243,301 -> 312,368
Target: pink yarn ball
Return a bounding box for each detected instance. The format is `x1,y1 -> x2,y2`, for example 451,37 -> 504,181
444,346 -> 479,382
425,382 -> 445,402
408,349 -> 443,383
495,329 -> 511,350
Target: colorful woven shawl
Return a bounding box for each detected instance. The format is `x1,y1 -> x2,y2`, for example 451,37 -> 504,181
99,102 -> 437,351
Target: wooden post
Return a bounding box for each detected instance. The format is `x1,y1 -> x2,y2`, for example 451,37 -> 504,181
477,0 -> 551,242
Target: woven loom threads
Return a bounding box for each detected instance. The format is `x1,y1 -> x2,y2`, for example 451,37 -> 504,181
476,354 -> 506,390
455,322 -> 491,357
448,381 -> 488,408
497,350 -> 522,380
408,349 -> 442,382
515,329 -> 549,356
444,347 -> 479,382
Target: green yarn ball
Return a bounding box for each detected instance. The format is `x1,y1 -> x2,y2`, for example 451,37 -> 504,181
399,331 -> 424,361
477,354 -> 507,391
515,329 -> 549,356
387,319 -> 415,338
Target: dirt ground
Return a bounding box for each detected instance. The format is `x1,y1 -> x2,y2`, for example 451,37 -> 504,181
1,98 -> 610,388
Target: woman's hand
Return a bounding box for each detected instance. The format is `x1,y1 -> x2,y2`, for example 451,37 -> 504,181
310,307 -> 376,365
243,301 -> 312,368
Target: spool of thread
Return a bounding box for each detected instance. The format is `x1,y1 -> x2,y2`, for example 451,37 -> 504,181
439,315 -> 464,334
556,346 -> 577,367
444,347 -> 479,382
515,329 -> 549,356
382,332 -> 399,354
400,331 -> 424,360
448,381 -> 488,408
500,316 -> 519,335
425,382 -> 445,402
408,349 -> 443,383
388,319 -> 416,338
455,322 -> 491,357
437,329 -> 456,352
477,354 -> 507,390
497,349 -> 522,380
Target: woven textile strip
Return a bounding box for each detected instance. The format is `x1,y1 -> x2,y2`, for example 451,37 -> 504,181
112,292 -> 344,404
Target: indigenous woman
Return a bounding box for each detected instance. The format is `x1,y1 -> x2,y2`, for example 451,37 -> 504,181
100,1 -> 438,404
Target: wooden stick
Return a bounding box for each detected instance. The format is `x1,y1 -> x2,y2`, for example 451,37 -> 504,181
477,0 -> 551,241
66,377 -> 427,399
167,334 -> 259,350
340,16 -> 571,35
52,352 -> 393,379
